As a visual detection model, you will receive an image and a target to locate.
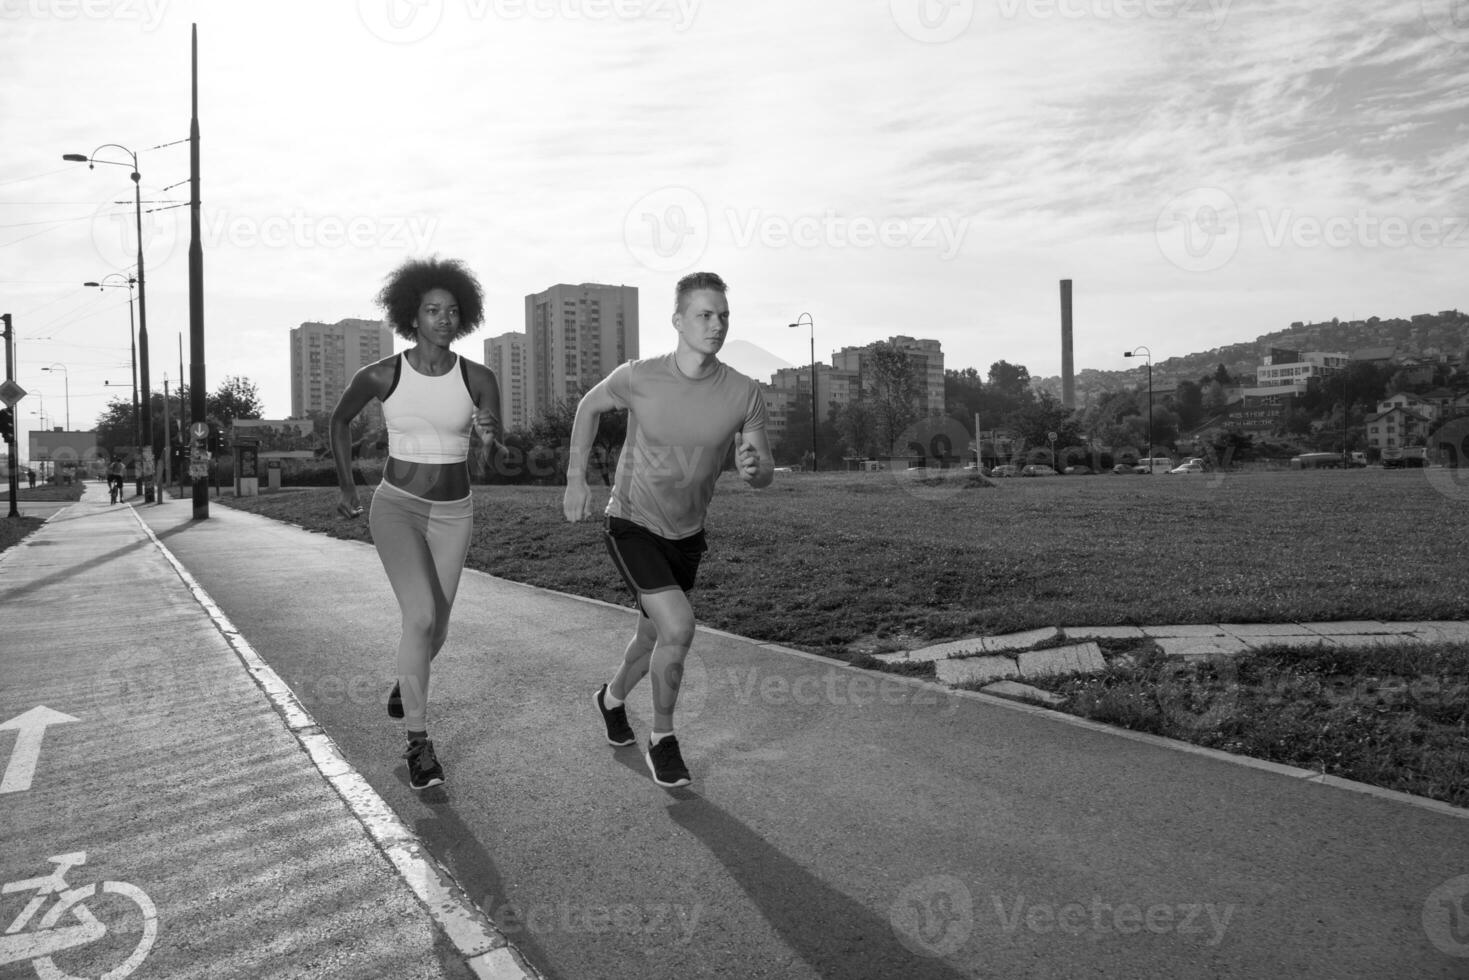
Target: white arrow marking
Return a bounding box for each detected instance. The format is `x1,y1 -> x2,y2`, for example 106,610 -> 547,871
0,706 -> 80,793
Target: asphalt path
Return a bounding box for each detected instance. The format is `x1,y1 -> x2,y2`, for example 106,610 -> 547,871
134,495 -> 1469,980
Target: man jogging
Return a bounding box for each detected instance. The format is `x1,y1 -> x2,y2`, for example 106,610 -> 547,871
563,271 -> 774,787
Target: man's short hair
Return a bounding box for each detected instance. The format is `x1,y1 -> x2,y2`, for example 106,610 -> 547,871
674,272 -> 728,313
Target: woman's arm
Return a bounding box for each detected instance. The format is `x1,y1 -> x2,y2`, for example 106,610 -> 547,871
330,358 -> 393,514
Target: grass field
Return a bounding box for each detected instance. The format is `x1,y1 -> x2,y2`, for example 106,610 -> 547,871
219,468 -> 1469,653
212,468 -> 1469,807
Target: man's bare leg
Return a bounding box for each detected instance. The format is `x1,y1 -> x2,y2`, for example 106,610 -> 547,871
608,612 -> 658,701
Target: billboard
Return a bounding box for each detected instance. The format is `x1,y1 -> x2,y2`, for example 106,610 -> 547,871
28,430 -> 107,474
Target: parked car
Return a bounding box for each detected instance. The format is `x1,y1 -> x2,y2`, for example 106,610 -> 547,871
1168,460 -> 1206,474
1136,457 -> 1174,474
1112,462 -> 1141,475
1063,465 -> 1094,475
1021,464 -> 1058,477
990,464 -> 1019,478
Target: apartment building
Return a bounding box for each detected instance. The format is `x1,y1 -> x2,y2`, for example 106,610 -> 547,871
484,332 -> 530,432
524,283 -> 638,415
289,318 -> 395,426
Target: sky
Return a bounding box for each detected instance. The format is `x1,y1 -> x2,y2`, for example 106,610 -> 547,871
2,0 -> 1467,448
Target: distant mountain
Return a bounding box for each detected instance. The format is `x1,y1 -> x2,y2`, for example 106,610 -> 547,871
1034,308 -> 1469,403
720,339 -> 794,383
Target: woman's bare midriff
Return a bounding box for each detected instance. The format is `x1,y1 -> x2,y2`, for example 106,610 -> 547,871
384,457 -> 471,501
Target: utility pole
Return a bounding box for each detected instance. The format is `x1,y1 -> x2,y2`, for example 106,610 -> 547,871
3,314 -> 19,517
189,23 -> 209,519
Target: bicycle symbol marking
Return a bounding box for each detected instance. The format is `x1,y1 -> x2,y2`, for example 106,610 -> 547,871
1,852 -> 157,980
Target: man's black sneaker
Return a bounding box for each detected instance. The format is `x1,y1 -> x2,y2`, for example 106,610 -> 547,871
403,738 -> 444,790
387,682 -> 403,719
645,735 -> 691,788
595,685 -> 636,747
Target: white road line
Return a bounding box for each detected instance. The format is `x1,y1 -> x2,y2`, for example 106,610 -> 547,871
127,508 -> 543,980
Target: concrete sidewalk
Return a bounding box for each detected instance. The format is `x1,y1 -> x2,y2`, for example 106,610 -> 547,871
0,483 -> 532,979
5,482 -> 1469,979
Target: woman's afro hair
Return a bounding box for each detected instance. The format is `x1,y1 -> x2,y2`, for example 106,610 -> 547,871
376,256 -> 485,340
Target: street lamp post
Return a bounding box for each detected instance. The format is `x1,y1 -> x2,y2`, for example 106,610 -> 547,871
87,275 -> 142,496
1124,346 -> 1153,470
40,365 -> 68,430
65,145 -> 153,501
788,313 -> 817,472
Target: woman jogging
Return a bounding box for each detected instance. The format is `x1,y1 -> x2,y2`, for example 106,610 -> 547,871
330,256 -> 501,790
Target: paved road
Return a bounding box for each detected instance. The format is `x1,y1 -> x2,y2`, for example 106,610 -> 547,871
4,484 -> 1468,979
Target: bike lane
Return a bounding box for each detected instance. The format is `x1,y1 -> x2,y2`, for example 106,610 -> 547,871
0,486 -> 527,980
133,491 -> 1469,980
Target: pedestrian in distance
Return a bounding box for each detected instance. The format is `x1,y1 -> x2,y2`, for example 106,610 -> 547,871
26,467 -> 35,489
563,271 -> 774,788
330,256 -> 501,791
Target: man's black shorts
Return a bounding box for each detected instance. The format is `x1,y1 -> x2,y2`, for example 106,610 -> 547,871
604,516 -> 707,610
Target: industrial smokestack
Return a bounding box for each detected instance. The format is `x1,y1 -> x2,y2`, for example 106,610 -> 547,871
1060,279 -> 1075,409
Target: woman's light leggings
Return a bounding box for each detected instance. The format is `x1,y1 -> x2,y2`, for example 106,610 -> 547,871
368,480 -> 474,730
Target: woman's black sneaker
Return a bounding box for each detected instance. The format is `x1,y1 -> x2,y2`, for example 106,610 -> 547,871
645,735 -> 691,788
403,738 -> 444,790
387,682 -> 403,719
594,685 -> 636,746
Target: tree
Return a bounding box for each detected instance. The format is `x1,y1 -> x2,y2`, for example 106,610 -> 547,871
1213,363 -> 1233,386
1281,408 -> 1314,437
1203,380 -> 1229,415
831,401 -> 879,459
94,395 -> 140,456
868,341 -> 921,453
944,366 -> 985,424
984,360 -> 1036,421
1002,391 -> 1085,463
1174,380 -> 1204,431
987,360 -> 1031,397
207,376 -> 265,426
528,394 -> 625,484
776,395 -> 814,465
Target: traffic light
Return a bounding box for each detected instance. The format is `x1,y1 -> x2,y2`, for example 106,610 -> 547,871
206,423 -> 220,455
0,407 -> 12,443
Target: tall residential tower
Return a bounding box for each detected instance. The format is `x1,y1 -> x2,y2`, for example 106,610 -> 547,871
289,318 -> 395,422
524,283 -> 638,414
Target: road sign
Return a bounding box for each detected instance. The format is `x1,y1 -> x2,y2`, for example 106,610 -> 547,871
191,421 -> 208,441
0,380 -> 26,407
189,461 -> 209,479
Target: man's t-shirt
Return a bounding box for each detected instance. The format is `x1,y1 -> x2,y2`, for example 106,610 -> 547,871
603,353 -> 767,540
